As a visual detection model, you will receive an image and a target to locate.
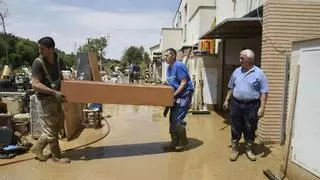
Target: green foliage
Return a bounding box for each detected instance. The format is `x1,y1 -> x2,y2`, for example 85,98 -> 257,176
0,33 -> 74,70
56,49 -> 76,68
120,45 -> 151,77
121,46 -> 150,65
78,35 -> 109,59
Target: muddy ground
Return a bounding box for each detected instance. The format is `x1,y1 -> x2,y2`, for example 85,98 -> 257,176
0,105 -> 283,180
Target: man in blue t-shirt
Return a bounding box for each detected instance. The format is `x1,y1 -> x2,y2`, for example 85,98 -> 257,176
163,48 -> 194,152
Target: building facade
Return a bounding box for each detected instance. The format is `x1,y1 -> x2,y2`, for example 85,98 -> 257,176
151,0 -> 320,146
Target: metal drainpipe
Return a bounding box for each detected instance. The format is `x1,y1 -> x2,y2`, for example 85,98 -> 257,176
280,55 -> 290,145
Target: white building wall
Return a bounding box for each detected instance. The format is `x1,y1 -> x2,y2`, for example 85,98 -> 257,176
149,45 -> 160,58
160,29 -> 183,51
189,0 -> 216,17
187,13 -> 200,45
216,0 -> 234,23
199,8 -> 216,37
186,8 -> 216,46
234,0 -> 263,17
160,29 -> 183,82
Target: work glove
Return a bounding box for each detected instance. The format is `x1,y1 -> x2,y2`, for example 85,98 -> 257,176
223,100 -> 229,110
257,107 -> 265,118
54,91 -> 65,103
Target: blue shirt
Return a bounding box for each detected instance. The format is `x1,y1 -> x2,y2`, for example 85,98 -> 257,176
167,60 -> 194,98
228,65 -> 269,101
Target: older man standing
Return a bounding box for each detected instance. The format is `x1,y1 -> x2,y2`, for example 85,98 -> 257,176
223,49 -> 269,161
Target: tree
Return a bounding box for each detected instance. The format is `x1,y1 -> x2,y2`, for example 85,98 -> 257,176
121,46 -> 144,64
0,32 -> 75,70
0,0 -> 8,65
78,35 -> 110,59
62,53 -> 76,68
56,49 -> 76,68
121,45 -> 151,78
15,39 -> 38,66
143,52 -> 150,62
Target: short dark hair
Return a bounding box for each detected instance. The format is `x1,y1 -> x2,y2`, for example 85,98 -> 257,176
38,37 -> 55,49
166,48 -> 177,57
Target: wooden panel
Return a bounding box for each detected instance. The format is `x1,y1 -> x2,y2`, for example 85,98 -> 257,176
63,103 -> 82,141
259,0 -> 320,143
88,52 -> 102,81
61,80 -> 174,106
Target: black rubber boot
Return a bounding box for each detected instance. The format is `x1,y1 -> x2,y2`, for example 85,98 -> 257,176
163,133 -> 178,152
174,125 -> 188,152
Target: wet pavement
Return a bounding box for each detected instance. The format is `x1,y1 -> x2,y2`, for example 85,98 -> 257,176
0,105 -> 283,180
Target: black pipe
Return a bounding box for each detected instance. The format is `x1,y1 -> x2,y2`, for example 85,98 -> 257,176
263,169 -> 279,180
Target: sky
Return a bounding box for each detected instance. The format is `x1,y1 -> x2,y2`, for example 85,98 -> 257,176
3,0 -> 179,59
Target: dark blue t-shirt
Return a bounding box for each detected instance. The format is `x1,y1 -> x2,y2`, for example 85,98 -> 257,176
166,60 -> 194,98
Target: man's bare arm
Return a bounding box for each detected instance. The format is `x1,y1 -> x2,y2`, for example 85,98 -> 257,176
260,93 -> 268,109
224,89 -> 233,102
32,76 -> 56,95
174,78 -> 187,97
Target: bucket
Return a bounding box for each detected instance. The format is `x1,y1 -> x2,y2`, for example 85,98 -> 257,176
13,120 -> 29,135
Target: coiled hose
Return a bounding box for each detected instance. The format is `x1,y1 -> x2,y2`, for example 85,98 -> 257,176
0,117 -> 111,166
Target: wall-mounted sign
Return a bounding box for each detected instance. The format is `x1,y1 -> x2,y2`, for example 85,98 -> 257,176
198,39 -> 215,54
198,17 -> 217,55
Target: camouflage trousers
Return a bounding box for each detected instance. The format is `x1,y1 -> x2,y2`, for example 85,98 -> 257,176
36,96 -> 64,141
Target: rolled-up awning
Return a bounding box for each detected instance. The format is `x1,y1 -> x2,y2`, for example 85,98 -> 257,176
200,17 -> 262,39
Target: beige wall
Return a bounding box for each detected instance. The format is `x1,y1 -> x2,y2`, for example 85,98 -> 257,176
260,0 -> 320,143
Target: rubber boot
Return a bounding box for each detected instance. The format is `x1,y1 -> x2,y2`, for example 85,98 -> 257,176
229,140 -> 239,161
174,125 -> 188,152
30,135 -> 49,162
245,141 -> 256,161
163,133 -> 178,152
48,139 -> 70,163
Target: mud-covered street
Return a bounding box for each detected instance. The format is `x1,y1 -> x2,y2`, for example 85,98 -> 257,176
0,105 -> 282,180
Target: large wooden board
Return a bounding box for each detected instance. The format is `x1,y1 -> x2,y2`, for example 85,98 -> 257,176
61,80 -> 174,106
88,52 -> 102,81
63,103 -> 82,141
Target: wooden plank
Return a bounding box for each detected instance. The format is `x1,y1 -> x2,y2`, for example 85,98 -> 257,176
61,80 -> 174,106
280,65 -> 300,178
63,103 -> 82,141
88,52 -> 102,81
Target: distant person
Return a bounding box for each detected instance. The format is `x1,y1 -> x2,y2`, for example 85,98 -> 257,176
223,49 -> 269,161
163,48 -> 194,152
